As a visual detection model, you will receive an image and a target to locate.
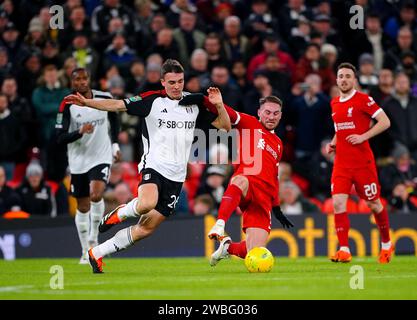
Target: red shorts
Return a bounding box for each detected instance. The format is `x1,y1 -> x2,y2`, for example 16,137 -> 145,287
239,176 -> 274,233
331,165 -> 381,201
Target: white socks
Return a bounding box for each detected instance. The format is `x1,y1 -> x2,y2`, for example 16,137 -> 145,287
117,198 -> 140,221
382,241 -> 392,250
89,199 -> 105,244
92,226 -> 135,259
75,210 -> 90,254
340,246 -> 351,254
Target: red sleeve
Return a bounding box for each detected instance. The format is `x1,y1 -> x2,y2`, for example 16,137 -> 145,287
202,96 -> 240,124
361,93 -> 382,118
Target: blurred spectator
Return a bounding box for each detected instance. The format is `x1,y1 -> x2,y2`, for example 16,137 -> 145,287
0,22 -> 29,68
209,65 -> 243,112
293,42 -> 336,94
40,40 -> 61,68
243,70 -> 279,116
289,74 -> 332,160
307,139 -> 334,202
262,54 -> 291,101
277,0 -> 313,42
173,11 -> 206,70
231,59 -> 251,93
114,182 -> 133,206
384,0 -> 417,41
350,12 -> 391,72
16,53 -> 42,100
196,165 -> 227,210
311,13 -> 343,51
247,32 -> 295,81
166,0 -> 198,29
103,32 -> 137,77
189,49 -> 210,88
1,76 -> 36,155
91,0 -> 136,37
388,181 -> 417,213
288,16 -> 312,61
384,26 -> 417,71
369,68 -> 394,104
203,33 -> 228,71
223,16 -> 251,64
396,51 -> 417,86
32,65 -> 71,150
320,43 -> 338,72
185,72 -> 202,93
125,59 -> 146,95
193,194 -> 215,216
92,16 -> 135,53
16,162 -> 54,217
151,27 -> 180,61
58,57 -> 78,89
0,93 -> 27,180
58,5 -> 91,51
380,144 -> 417,197
0,165 -> 21,215
280,181 -> 319,215
357,53 -> 378,93
147,13 -> 168,45
0,46 -> 12,84
62,31 -> 99,81
383,72 -> 417,161
138,63 -> 164,92
24,18 -> 47,52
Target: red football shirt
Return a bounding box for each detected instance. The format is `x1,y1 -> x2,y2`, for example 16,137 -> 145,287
331,90 -> 382,169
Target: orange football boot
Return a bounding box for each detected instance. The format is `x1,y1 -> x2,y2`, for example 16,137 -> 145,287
330,250 -> 352,263
98,204 -> 126,233
88,249 -> 105,274
378,245 -> 395,264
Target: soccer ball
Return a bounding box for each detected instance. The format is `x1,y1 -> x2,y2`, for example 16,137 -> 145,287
244,247 -> 274,273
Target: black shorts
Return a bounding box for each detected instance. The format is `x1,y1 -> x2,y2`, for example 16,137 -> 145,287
139,168 -> 183,217
70,164 -> 110,198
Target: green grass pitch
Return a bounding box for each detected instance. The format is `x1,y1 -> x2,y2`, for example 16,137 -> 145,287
0,256 -> 416,299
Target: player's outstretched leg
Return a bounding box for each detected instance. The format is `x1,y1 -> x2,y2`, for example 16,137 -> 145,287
99,198 -> 140,233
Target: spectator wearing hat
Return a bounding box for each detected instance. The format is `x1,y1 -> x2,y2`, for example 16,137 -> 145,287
247,32 -> 296,81
16,161 -> 54,217
197,165 -> 228,211
58,5 -> 91,52
311,13 -> 343,50
358,53 -> 379,93
383,72 -> 417,161
0,93 -> 27,180
320,43 -> 338,72
173,11 -> 206,70
293,42 -> 336,94
380,144 -> 417,197
24,17 -> 47,51
396,51 -> 417,87
0,22 -> 29,68
166,0 -> 199,29
384,26 -> 417,71
0,165 -> 21,215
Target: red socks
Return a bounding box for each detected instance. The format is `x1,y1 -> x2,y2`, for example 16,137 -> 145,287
334,212 -> 350,247
217,184 -> 243,223
373,207 -> 391,243
228,241 -> 247,258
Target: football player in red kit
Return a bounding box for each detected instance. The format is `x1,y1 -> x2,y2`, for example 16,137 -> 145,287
180,94 -> 293,266
327,62 -> 393,263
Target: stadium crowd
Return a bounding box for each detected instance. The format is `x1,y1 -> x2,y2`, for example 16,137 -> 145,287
1,0 -> 417,218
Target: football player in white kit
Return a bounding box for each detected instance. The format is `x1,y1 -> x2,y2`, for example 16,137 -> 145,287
65,59 -> 231,273
56,68 -> 120,264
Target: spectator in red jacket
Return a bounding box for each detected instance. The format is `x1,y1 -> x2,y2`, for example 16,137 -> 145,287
293,42 -> 336,94
247,32 -> 295,81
